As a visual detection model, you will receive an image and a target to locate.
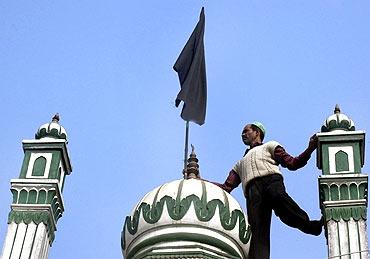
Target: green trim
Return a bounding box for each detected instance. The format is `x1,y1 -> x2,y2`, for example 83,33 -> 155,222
35,128 -> 66,140
19,190 -> 27,203
322,146 -> 329,174
8,210 -> 55,243
319,182 -> 367,202
335,151 -> 349,172
23,142 -> 66,149
353,142 -> 362,173
323,206 -> 367,222
11,189 -> 18,204
19,151 -> 31,178
321,143 -> 362,175
37,190 -> 47,204
49,151 -> 60,179
28,190 -> 37,203
321,121 -> 355,132
32,156 -> 47,176
123,193 -> 251,250
125,232 -> 242,259
11,189 -> 63,223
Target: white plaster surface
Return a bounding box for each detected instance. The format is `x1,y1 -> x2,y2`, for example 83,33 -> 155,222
348,220 -> 360,259
29,223 -> 49,259
10,222 -> 27,259
128,225 -> 246,258
338,220 -> 350,259
20,222 -> 37,259
327,219 -> 368,259
358,220 -> 369,258
1,222 -> 18,258
327,221 -> 340,258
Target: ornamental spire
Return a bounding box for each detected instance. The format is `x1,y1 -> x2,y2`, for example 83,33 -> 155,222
334,104 -> 341,114
183,144 -> 200,179
52,113 -> 60,123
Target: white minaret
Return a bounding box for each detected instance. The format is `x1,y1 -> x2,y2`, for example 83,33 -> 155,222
317,105 -> 368,259
1,114 -> 72,259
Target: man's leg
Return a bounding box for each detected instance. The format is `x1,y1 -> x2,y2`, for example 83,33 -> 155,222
247,179 -> 273,259
266,175 -> 323,235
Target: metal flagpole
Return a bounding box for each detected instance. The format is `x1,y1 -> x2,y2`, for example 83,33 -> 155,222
183,121 -> 190,171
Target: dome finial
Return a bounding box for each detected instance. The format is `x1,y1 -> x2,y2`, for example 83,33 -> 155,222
52,113 -> 60,123
334,104 -> 341,114
321,105 -> 355,132
183,144 -> 200,179
35,113 -> 67,140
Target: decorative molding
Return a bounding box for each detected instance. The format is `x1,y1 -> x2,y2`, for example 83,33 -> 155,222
123,194 -> 251,248
8,209 -> 56,244
10,179 -> 65,223
318,176 -> 368,202
124,224 -> 247,259
323,206 -> 367,222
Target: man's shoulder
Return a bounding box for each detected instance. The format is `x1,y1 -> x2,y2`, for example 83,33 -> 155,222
262,140 -> 282,150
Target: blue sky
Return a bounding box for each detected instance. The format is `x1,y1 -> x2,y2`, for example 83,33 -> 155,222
1,1 -> 369,258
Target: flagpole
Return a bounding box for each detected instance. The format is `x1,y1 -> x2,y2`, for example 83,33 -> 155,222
183,121 -> 190,171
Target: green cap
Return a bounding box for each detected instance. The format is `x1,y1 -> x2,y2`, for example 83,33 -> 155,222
251,121 -> 266,136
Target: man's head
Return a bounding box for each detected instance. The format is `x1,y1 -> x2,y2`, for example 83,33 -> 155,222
241,122 -> 265,146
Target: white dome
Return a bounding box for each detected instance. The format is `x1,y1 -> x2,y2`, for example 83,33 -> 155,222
122,178 -> 251,259
321,105 -> 355,132
35,114 -> 67,140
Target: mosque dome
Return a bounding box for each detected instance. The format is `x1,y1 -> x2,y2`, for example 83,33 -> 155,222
122,178 -> 251,259
321,105 -> 355,132
35,114 -> 67,140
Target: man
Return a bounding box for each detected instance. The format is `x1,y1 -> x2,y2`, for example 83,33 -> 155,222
212,122 -> 322,259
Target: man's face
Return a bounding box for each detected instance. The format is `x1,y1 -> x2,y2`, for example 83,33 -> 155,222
241,125 -> 258,145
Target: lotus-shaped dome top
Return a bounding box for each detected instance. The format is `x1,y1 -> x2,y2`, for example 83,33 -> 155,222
321,105 -> 355,132
35,114 -> 67,140
122,178 -> 251,258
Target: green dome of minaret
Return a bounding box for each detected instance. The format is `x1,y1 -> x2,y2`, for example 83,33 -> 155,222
321,105 -> 355,132
35,113 -> 67,140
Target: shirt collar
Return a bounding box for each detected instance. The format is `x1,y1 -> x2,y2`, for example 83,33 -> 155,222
244,142 -> 263,156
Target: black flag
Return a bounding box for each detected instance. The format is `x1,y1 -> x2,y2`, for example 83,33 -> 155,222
174,7 -> 207,126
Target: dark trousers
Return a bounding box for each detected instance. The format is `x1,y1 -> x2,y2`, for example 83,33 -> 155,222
246,174 -> 320,259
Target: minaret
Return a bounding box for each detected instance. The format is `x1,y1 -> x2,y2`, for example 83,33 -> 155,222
1,114 -> 72,259
317,105 -> 368,258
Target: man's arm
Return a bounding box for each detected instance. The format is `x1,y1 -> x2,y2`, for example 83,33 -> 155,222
274,134 -> 318,171
211,169 -> 241,193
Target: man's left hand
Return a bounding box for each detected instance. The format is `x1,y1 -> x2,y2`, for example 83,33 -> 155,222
308,134 -> 318,150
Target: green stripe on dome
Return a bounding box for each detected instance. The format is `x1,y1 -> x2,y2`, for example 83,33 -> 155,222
35,128 -> 67,140
123,193 -> 251,251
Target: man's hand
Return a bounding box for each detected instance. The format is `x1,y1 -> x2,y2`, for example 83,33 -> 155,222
308,134 -> 318,150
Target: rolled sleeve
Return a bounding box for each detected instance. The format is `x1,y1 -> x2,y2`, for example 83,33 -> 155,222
274,145 -> 314,171
212,169 -> 241,193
